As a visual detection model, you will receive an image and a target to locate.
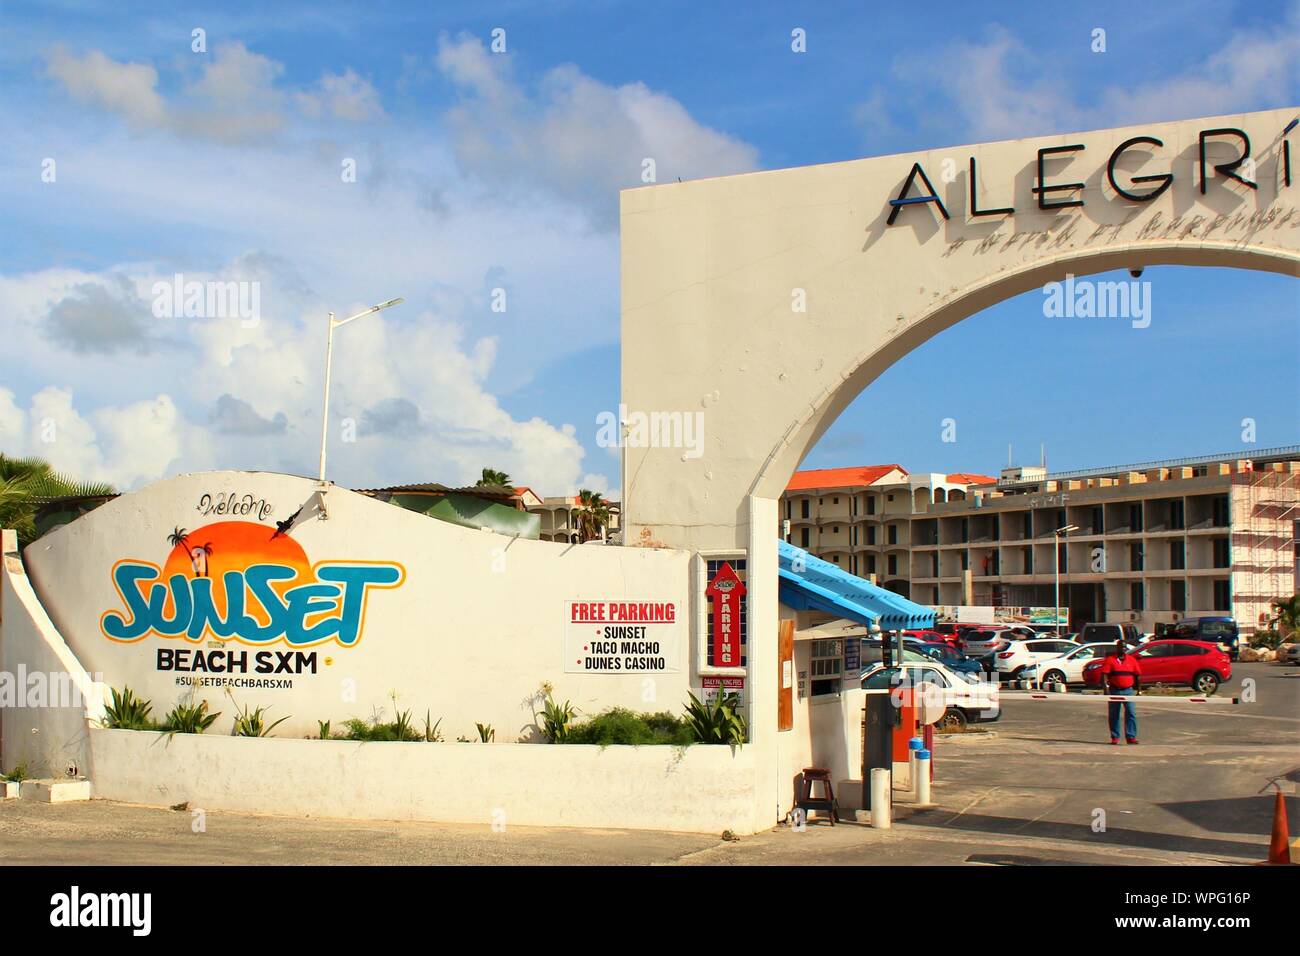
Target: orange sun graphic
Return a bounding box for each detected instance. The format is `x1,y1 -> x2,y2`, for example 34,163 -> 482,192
158,521 -> 313,625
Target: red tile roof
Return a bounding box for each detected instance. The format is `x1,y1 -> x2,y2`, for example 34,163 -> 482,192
786,465 -> 906,491
947,473 -> 998,485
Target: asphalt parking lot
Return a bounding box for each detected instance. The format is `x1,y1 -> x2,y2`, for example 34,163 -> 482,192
1,663 -> 1295,865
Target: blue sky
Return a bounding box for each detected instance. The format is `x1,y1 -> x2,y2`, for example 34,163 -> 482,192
0,0 -> 1296,493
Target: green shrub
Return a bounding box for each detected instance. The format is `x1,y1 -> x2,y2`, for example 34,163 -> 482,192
102,687 -> 157,730
1251,629 -> 1283,650
162,700 -> 220,735
540,694 -> 578,743
684,691 -> 747,747
476,722 -> 495,742
339,716 -> 422,742
563,708 -> 694,746
232,703 -> 289,737
2,762 -> 30,783
423,711 -> 443,742
317,720 -> 332,740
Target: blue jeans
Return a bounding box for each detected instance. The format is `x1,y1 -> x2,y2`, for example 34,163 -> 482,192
1108,688 -> 1138,740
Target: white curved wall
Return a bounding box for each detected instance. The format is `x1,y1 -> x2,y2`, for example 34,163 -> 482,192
21,472 -> 694,741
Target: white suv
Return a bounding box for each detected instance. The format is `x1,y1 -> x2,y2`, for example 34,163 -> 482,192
994,638 -> 1080,679
1022,642 -> 1127,687
860,661 -> 1000,730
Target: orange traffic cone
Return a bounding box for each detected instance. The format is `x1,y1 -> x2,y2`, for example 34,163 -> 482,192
1260,790 -> 1295,865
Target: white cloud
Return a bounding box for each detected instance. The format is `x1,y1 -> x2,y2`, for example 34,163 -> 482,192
45,42 -> 382,143
436,33 -> 759,227
857,13 -> 1300,147
297,68 -> 385,121
46,46 -> 167,129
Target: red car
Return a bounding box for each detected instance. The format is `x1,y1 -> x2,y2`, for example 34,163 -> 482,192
903,628 -> 959,649
1083,639 -> 1231,695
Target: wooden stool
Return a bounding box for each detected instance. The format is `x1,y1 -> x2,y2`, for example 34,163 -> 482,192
797,767 -> 838,825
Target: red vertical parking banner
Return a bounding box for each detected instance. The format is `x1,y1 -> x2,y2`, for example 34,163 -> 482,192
706,562 -> 746,668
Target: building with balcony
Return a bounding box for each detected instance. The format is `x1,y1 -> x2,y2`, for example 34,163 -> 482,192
780,447 -> 1300,635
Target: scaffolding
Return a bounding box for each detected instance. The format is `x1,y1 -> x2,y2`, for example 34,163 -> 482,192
1231,470 -> 1300,628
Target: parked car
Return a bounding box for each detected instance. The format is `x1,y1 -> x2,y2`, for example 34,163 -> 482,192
1002,624 -> 1040,641
860,660 -> 1000,730
1158,617 -> 1240,661
860,640 -> 930,667
962,627 -> 1015,666
1285,644 -> 1300,666
1077,622 -> 1144,646
902,628 -> 955,647
1022,642 -> 1130,687
915,641 -> 984,676
993,637 -> 1081,680
1082,639 -> 1231,695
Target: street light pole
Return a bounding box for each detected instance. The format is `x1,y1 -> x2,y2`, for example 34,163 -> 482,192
1053,524 -> 1080,634
317,297 -> 404,485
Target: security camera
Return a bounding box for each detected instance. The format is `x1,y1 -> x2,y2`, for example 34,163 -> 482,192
1129,267 -> 1144,279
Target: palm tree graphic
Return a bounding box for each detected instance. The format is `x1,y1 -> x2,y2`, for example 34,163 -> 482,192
167,527 -> 190,551
188,542 -> 213,578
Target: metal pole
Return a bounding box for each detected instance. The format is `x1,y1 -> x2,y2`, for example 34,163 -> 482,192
317,312 -> 335,484
1054,530 -> 1061,635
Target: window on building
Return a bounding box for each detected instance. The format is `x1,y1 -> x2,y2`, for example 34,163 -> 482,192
867,526 -> 877,545
868,556 -> 877,575
867,496 -> 876,515
991,515 -> 1000,539
1170,541 -> 1185,571
785,500 -> 791,519
888,525 -> 898,545
1091,506 -> 1104,534
1131,582 -> 1145,612
1213,579 -> 1231,611
932,553 -> 940,577
1211,495 -> 1229,527
960,518 -> 969,543
801,499 -> 810,519
851,526 -> 857,546
1212,538 -> 1230,568
832,555 -> 839,563
888,555 -> 898,575
801,528 -> 810,548
1171,580 -> 1186,612
961,550 -> 969,571
833,526 -> 839,534
1170,499 -> 1185,530
1130,503 -> 1143,532
833,497 -> 839,504
809,639 -> 843,697
1130,542 -> 1144,572
1023,513 -> 1033,537
1057,542 -> 1067,573
1025,548 -> 1033,574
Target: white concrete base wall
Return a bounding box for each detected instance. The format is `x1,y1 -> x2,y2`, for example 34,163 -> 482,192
1,536 -> 103,777
88,728 -> 759,834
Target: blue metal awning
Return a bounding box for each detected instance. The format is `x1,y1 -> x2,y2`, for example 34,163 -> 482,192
777,540 -> 936,630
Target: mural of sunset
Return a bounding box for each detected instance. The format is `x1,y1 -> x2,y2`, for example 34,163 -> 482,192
157,520 -> 313,625
162,521 -> 311,583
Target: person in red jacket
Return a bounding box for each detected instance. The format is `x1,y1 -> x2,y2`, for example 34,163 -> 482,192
1099,640 -> 1142,744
